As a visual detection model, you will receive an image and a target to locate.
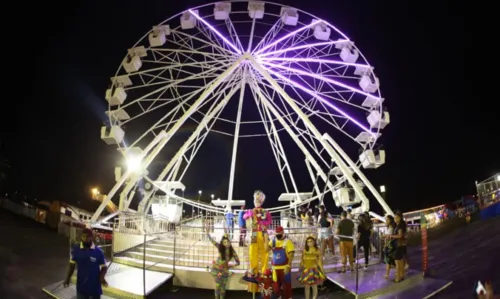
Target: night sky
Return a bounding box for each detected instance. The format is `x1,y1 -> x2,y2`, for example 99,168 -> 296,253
1,0 -> 495,215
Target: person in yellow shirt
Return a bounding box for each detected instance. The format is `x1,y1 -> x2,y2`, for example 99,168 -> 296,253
266,226 -> 295,299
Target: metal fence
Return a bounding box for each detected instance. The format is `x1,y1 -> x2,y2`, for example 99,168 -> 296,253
105,214 -> 384,296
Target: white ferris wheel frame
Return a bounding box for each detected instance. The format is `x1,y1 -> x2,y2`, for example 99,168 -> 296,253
91,1 -> 393,224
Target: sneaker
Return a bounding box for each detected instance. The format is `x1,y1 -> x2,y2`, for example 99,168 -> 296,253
404,264 -> 409,270
364,265 -> 368,270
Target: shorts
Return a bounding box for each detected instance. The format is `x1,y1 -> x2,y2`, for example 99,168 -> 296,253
394,245 -> 407,260
319,228 -> 331,239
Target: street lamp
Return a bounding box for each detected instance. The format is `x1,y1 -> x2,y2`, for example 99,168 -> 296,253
380,185 -> 386,193
91,188 -> 100,199
496,175 -> 500,181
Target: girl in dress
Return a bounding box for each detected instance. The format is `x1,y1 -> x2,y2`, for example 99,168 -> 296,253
297,236 -> 326,299
207,231 -> 240,299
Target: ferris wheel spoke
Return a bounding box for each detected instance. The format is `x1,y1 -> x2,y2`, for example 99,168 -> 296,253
188,9 -> 242,55
153,71 -> 243,134
254,79 -> 330,167
260,64 -> 377,137
144,79 -> 242,202
261,61 -> 380,101
262,63 -> 367,127
257,57 -> 370,71
253,19 -> 322,55
249,74 -> 335,200
248,79 -> 299,194
223,17 -> 244,52
120,66 -> 225,111
250,17 -> 283,53
168,79 -> 242,183
156,36 -> 231,62
124,67 -> 242,149
256,40 -> 348,58
172,30 -> 234,58
256,80 -> 333,169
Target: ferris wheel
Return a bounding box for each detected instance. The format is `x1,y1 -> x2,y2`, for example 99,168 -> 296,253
91,1 -> 393,223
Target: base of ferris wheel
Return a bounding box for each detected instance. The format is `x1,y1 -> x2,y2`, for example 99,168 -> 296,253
42,233 -> 452,298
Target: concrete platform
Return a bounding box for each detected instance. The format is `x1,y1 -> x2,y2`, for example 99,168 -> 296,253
326,263 -> 452,298
42,262 -> 173,299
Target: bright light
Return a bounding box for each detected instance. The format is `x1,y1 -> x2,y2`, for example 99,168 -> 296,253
496,175 -> 500,181
380,185 -> 386,193
211,194 -> 214,199
198,190 -> 202,194
91,188 -> 99,195
126,155 -> 142,172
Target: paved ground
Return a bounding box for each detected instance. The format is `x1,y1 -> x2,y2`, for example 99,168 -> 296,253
1,208 -> 499,298
406,216 -> 500,298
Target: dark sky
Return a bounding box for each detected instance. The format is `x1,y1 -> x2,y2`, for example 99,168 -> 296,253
1,0 -> 495,215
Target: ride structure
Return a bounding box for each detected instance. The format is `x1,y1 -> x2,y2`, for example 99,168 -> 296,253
42,2 -> 455,298
91,0 -> 393,226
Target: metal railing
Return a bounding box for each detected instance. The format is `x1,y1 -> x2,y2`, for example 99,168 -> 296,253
101,214 -> 384,296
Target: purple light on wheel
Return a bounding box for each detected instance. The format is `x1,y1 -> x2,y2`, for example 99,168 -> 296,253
253,20 -> 322,55
260,60 -> 380,100
256,40 -> 349,58
188,9 -> 241,54
258,57 -> 370,69
258,64 -> 376,137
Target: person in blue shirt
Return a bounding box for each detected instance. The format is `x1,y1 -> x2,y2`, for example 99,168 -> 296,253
225,208 -> 234,240
238,205 -> 246,247
64,228 -> 108,299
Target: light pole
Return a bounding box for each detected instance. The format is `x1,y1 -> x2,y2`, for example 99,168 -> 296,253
195,190 -> 202,217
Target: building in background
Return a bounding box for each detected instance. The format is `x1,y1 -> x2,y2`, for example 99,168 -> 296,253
476,173 -> 500,206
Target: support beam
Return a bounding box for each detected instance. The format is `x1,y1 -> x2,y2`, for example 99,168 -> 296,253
249,56 -> 373,213
259,95 -> 299,196
92,58 -> 243,223
91,131 -> 167,222
226,67 -> 247,208
139,68 -> 242,214
248,76 -> 334,212
305,159 -> 321,201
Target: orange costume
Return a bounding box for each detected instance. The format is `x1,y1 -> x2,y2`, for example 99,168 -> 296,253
243,190 -> 272,293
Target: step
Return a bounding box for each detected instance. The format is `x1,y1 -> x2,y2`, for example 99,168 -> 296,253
113,253 -> 367,275
42,262 -> 173,299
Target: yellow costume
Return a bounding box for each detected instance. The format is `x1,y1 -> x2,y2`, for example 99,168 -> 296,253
243,190 -> 272,293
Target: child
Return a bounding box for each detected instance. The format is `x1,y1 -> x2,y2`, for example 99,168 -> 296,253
258,269 -> 274,299
297,237 -> 326,299
207,231 -> 240,299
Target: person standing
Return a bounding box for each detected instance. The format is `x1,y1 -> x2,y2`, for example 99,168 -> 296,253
225,208 -> 234,240
266,226 -> 295,299
64,228 -> 108,299
238,205 -> 247,247
336,211 -> 354,273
